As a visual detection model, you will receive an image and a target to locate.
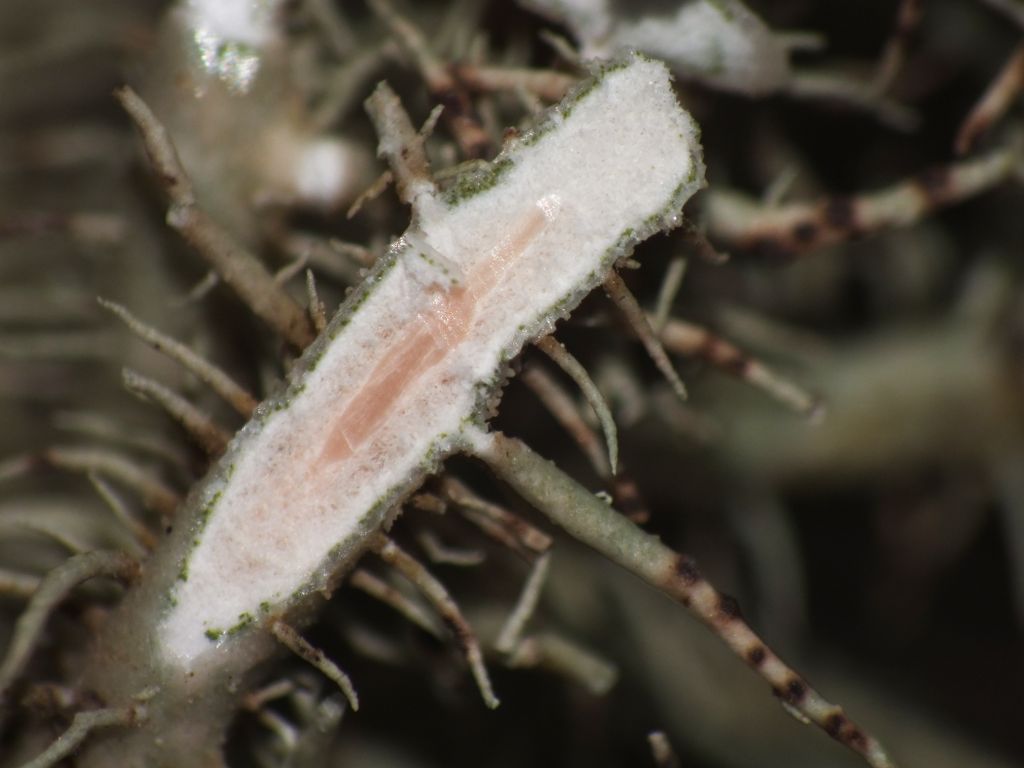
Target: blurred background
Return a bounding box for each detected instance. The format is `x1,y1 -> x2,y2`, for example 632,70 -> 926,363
1,1 -> 1022,766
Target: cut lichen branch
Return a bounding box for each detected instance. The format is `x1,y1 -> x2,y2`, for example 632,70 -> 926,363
122,368 -> 231,457
475,432 -> 898,768
603,271 -> 688,403
656,316 -> 822,418
114,86 -> 315,350
270,620 -> 360,712
0,550 -> 138,704
349,568 -> 444,639
955,42 -> 1024,155
14,704 -> 143,768
521,364 -> 612,479
495,551 -> 551,654
98,299 -> 259,418
370,533 -> 499,708
706,140 -> 1022,258
535,335 -> 619,475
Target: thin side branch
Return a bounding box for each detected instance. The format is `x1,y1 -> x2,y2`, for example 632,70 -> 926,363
604,271 -> 688,402
504,632 -> 617,695
115,87 -> 315,350
535,335 -> 619,475
122,368 -> 231,456
416,530 -> 486,567
955,43 -> 1024,155
706,141 -> 1021,258
657,317 -> 821,418
348,568 -> 444,638
15,705 -> 142,768
305,270 -> 328,334
371,533 -> 499,708
495,551 -> 551,654
475,432 -> 898,768
872,0 -> 923,94
39,446 -> 180,518
651,255 -> 687,333
453,63 -> 577,102
785,71 -> 919,131
439,476 -> 552,555
88,472 -> 158,553
270,621 -> 360,712
521,364 -> 611,479
0,551 -> 138,702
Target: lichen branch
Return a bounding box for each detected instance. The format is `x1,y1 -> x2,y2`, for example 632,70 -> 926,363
370,533 -> 499,708
956,43 -> 1024,155
474,432 -> 898,768
114,87 -> 315,350
706,141 -> 1021,258
657,316 -> 821,417
122,368 -> 231,456
0,550 -> 138,704
270,620 -> 360,712
603,271 -> 688,402
535,335 -> 619,475
15,704 -> 143,768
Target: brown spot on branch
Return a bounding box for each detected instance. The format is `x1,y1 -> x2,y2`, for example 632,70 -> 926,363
477,433 -> 899,768
707,141 -> 1021,258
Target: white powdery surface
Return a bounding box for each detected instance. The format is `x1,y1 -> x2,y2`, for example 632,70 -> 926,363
159,54 -> 703,667
521,0 -> 791,95
181,0 -> 285,92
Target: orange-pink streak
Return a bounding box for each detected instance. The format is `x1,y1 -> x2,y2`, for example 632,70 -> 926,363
317,206 -> 548,468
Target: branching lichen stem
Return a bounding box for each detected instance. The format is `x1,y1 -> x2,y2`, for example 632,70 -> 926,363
114,87 -> 315,350
475,432 -> 898,768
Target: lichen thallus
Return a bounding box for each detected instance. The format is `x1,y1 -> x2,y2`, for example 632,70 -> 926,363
4,55 -> 897,768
